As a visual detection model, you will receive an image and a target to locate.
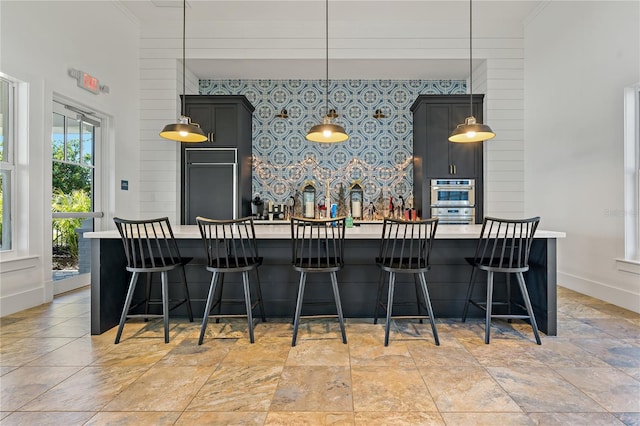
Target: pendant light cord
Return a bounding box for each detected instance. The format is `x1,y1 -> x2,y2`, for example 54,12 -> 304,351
181,0 -> 186,117
468,0 -> 473,116
325,0 -> 329,115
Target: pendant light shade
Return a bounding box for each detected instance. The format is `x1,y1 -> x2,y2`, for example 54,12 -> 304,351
160,0 -> 208,143
306,118 -> 349,143
160,116 -> 207,142
449,0 -> 495,143
306,0 -> 348,144
448,116 -> 495,143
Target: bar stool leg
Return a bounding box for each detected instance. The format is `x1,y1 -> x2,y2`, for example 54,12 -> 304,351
199,271 -> 219,345
413,274 -> 424,323
253,269 -> 266,322
292,272 -> 307,346
461,267 -> 477,322
515,272 -> 542,345
373,271 -> 385,325
215,273 -> 225,323
115,271 -> 140,344
418,272 -> 439,346
161,271 -> 169,343
144,272 -> 152,320
330,271 -> 347,344
242,271 -> 255,344
485,271 -> 494,344
384,272 -> 396,346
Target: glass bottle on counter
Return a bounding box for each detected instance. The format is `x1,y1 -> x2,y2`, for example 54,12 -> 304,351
346,211 -> 354,228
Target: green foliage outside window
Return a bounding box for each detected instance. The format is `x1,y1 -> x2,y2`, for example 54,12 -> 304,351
52,140 -> 91,194
52,189 -> 91,258
52,137 -> 92,262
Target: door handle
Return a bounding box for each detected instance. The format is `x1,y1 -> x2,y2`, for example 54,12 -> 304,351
453,164 -> 456,175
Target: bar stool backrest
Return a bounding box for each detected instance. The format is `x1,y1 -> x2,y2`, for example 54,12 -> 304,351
473,216 -> 540,272
196,216 -> 260,271
290,217 -> 346,271
113,217 -> 182,272
378,218 -> 439,272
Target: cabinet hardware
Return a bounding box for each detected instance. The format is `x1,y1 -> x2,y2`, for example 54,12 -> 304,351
453,164 -> 456,175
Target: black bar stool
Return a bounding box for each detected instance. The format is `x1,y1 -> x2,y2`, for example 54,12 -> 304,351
461,216 -> 542,345
196,216 -> 266,344
113,217 -> 194,344
374,217 -> 440,346
289,216 -> 347,347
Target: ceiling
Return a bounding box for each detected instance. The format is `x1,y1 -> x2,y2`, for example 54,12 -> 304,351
118,0 -> 546,80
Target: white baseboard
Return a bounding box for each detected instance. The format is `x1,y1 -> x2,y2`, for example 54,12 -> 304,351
53,274 -> 90,296
0,286 -> 48,317
558,272 -> 640,314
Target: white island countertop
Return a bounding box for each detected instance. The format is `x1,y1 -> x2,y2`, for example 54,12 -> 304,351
85,223 -> 565,240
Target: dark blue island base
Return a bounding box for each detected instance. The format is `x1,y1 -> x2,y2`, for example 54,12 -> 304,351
90,235 -> 557,336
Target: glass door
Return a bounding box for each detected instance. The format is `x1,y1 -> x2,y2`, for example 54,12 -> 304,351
51,100 -> 102,294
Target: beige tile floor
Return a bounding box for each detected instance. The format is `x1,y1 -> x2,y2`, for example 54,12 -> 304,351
1,286 -> 639,425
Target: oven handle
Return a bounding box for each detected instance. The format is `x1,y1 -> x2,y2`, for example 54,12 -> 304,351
431,186 -> 474,190
436,220 -> 474,225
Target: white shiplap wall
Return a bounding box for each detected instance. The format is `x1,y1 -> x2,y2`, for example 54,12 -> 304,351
483,58 -> 526,218
139,55 -> 199,224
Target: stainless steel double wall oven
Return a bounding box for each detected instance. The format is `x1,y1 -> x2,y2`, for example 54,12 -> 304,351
430,179 -> 475,224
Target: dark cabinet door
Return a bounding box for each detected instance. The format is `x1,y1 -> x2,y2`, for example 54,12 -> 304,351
212,105 -> 238,147
448,103 -> 481,177
423,102 -> 480,178
185,104 -> 214,141
425,104 -> 452,177
184,163 -> 236,225
184,103 -> 238,146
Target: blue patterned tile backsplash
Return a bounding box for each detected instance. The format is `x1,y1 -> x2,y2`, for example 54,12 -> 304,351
199,79 -> 465,205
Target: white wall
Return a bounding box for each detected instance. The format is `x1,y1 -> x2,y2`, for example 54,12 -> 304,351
0,1 -> 140,315
525,1 -> 640,312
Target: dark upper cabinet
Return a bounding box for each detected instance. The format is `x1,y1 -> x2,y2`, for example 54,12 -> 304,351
180,95 -> 255,224
411,94 -> 484,221
183,95 -> 253,147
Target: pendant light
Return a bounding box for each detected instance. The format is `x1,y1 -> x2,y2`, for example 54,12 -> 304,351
160,0 -> 207,143
448,0 -> 495,143
306,0 -> 348,143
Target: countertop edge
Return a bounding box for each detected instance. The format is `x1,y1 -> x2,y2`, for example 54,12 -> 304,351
85,224 -> 566,240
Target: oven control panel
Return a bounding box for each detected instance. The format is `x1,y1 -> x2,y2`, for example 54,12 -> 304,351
431,207 -> 475,225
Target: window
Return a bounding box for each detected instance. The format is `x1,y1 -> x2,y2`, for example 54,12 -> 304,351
621,84 -> 640,267
0,77 -> 14,251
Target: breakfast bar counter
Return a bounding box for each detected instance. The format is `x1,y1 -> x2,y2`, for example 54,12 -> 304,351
86,223 -> 565,336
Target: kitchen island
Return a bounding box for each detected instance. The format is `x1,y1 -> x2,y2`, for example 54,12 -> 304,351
85,224 -> 565,336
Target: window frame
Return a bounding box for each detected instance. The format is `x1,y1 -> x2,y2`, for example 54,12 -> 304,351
0,76 -> 15,252
618,83 -> 640,273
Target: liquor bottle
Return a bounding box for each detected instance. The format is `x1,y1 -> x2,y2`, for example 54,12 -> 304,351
388,196 -> 394,218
